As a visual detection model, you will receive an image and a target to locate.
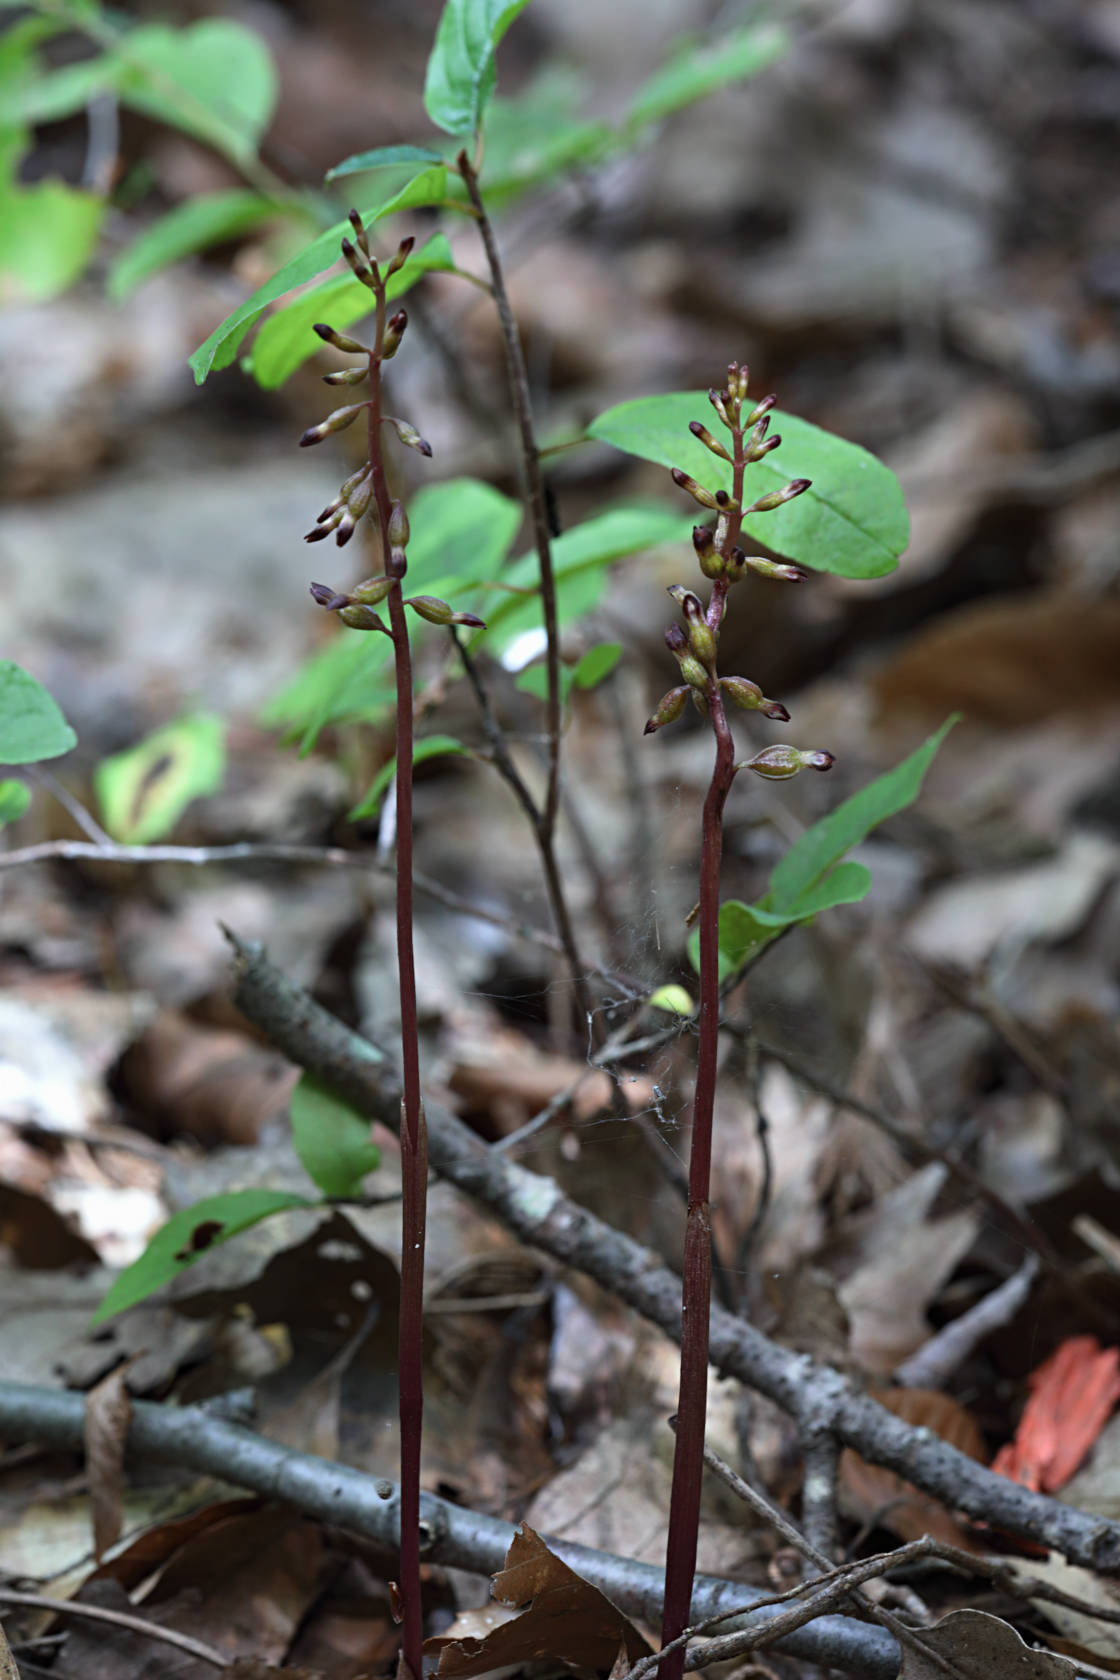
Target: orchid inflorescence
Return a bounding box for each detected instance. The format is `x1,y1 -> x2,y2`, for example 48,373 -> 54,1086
647,362 -> 834,781
301,210 -> 484,638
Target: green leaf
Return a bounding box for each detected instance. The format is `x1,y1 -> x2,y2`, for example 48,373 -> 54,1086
94,713 -> 226,844
190,168 -> 450,382
0,662 -> 77,764
0,779 -> 30,825
768,718 -> 956,915
289,1073 -> 381,1199
92,1188 -> 312,1324
245,231 -> 456,389
515,662 -> 575,705
116,20 -> 277,168
688,899 -> 773,982
482,504 -> 694,650
424,0 -> 534,138
574,642 -> 622,689
475,70 -> 611,204
350,733 -> 471,821
648,983 -> 694,1017
0,176 -> 103,302
108,189 -> 279,300
326,143 -> 446,180
587,392 -> 909,580
746,861 -> 872,926
625,22 -> 789,129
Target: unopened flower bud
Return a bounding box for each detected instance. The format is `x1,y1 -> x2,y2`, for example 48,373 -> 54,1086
385,416 -> 432,456
665,625 -> 688,656
670,468 -> 720,510
688,619 -> 717,667
387,547 -> 407,580
405,595 -> 485,627
667,584 -> 705,620
310,581 -> 348,610
340,237 -> 376,289
727,362 -> 750,402
747,432 -> 782,461
388,500 -> 409,547
313,322 -> 367,354
339,603 -> 390,633
745,394 -> 776,427
323,366 -> 369,386
347,473 -> 373,518
351,575 -> 392,605
348,208 -> 371,259
688,421 -> 733,464
708,387 -> 733,429
738,745 -> 834,780
385,235 -> 415,278
745,478 -> 811,514
742,555 -> 805,583
335,509 -> 357,546
299,404 -> 366,447
644,685 -> 689,734
382,308 -> 407,359
692,524 -> 723,580
719,676 -> 789,722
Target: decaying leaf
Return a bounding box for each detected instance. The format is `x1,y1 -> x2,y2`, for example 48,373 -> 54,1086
426,1524 -> 652,1677
1007,1551 -> 1120,1664
83,1361 -> 134,1560
840,1387 -> 987,1550
898,1608 -> 1078,1679
0,1619 -> 19,1680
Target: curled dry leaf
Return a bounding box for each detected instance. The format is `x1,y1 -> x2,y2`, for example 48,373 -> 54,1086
839,1386 -> 987,1550
83,1360 -> 134,1561
425,1524 -> 652,1678
898,1608 -> 1078,1679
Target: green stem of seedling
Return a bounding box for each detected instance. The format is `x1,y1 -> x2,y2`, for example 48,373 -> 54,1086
367,297 -> 426,1680
660,421 -> 748,1680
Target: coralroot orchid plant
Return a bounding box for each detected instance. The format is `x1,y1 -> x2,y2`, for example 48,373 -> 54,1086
298,210 -> 482,1680
648,364 -> 835,1677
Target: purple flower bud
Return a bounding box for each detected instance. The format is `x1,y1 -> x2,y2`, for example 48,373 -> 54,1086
743,555 -> 805,583
744,394 -> 776,427
385,416 -> 432,456
720,676 -> 789,722
664,625 -> 688,656
323,366 -> 369,386
310,581 -> 344,608
382,308 -> 408,359
692,524 -> 723,580
644,685 -> 689,735
745,478 -> 811,514
670,468 -> 720,510
385,235 -> 415,279
405,595 -> 485,627
313,322 -> 367,354
688,420 -> 733,464
747,433 -> 782,461
299,403 -> 367,447
386,546 -> 407,580
708,387 -> 733,429
340,236 -> 376,288
348,208 -> 371,259
667,584 -> 705,622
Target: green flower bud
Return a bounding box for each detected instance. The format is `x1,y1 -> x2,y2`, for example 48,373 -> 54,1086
323,366 -> 369,386
670,468 -> 720,510
708,387 -> 733,429
745,394 -> 776,427
313,323 -> 366,354
347,473 -> 373,518
692,524 -> 724,580
347,208 -> 372,260
404,596 -> 485,627
738,745 -> 834,780
719,676 -> 789,722
339,603 -> 390,633
388,500 -> 409,547
385,416 -> 432,457
644,685 -> 689,735
741,554 -> 805,583
688,420 -> 733,464
351,575 -> 392,605
745,478 -> 811,514
299,404 -> 367,447
340,236 -> 377,290
727,362 -> 750,402
382,308 -> 408,359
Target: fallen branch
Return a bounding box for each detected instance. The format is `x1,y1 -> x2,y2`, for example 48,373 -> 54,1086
228,936 -> 1120,1574
0,1380 -> 896,1680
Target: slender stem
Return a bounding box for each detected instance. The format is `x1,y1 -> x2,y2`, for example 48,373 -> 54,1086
661,411 -> 749,1679
455,150 -> 593,1035
368,294 -> 425,1680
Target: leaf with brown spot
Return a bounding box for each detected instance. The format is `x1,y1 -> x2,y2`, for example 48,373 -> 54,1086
839,1387 -> 987,1550
426,1525 -> 651,1677
84,1361 -> 134,1561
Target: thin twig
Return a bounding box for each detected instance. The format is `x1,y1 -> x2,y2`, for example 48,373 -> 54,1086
894,1255 -> 1039,1390
0,1587 -> 231,1668
226,939 -> 1120,1572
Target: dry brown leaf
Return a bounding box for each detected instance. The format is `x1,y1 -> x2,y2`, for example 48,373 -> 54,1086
840,1386 -> 987,1550
426,1525 -> 652,1677
898,1608 -> 1077,1679
1007,1551 -> 1120,1664
447,1022 -> 652,1137
115,1009 -> 298,1147
83,1360 -> 133,1561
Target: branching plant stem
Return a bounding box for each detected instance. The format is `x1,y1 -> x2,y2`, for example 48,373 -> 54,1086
456,149 -> 593,1036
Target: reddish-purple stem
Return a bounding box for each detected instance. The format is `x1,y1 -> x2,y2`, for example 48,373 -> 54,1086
368,305 -> 426,1680
660,431 -> 747,1679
